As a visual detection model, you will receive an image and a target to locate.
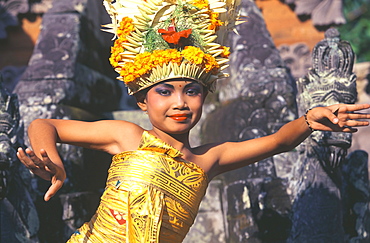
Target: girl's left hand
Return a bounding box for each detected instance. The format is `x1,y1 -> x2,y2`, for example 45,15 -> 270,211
306,104 -> 370,132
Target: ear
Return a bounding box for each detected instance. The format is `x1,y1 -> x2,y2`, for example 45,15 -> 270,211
137,101 -> 147,112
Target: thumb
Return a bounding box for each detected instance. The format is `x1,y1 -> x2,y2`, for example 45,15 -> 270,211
323,107 -> 339,125
44,180 -> 63,201
331,115 -> 339,124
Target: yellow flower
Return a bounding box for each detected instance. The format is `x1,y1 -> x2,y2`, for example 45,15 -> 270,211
182,46 -> 204,65
208,12 -> 223,30
220,46 -> 230,58
109,39 -> 126,67
117,17 -> 135,38
119,46 -> 221,84
109,17 -> 135,68
203,54 -> 219,73
191,0 -> 209,9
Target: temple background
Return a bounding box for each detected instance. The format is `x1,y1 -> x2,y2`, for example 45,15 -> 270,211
1,0 -> 370,242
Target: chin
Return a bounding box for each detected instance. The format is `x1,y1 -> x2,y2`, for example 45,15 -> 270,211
166,126 -> 193,135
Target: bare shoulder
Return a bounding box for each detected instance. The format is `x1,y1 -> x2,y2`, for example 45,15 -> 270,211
96,120 -> 144,152
191,142 -> 224,177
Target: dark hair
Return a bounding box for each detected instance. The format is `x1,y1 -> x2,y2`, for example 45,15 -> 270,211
133,87 -> 149,104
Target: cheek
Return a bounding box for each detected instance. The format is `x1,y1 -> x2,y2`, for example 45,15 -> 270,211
189,97 -> 203,112
146,96 -> 166,112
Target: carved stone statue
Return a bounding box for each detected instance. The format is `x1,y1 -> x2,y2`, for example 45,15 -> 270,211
0,74 -> 19,200
0,74 -> 39,242
289,28 -> 358,242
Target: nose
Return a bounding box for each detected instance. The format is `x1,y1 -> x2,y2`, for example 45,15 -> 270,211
172,92 -> 188,110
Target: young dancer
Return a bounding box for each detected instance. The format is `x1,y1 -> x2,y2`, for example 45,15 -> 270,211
16,0 -> 370,242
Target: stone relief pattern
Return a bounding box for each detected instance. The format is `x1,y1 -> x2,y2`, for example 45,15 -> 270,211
278,43 -> 312,80
201,0 -> 297,242
0,0 -> 52,16
8,1 -> 121,241
281,0 -> 346,26
289,28 -> 369,242
0,75 -> 40,242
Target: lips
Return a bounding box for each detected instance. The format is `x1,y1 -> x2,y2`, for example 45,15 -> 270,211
168,114 -> 190,121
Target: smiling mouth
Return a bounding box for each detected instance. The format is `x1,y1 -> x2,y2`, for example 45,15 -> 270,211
168,114 -> 190,121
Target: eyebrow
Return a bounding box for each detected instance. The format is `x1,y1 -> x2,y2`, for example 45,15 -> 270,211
159,82 -> 201,89
159,83 -> 175,89
185,82 -> 201,88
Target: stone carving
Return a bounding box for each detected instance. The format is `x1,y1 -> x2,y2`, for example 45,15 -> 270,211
0,0 -> 53,40
289,28 -> 358,241
11,0 -> 124,241
0,76 -> 19,200
0,73 -> 19,200
342,150 -> 370,242
278,43 -> 312,80
0,0 -> 28,19
296,28 -> 356,169
0,0 -> 52,17
0,73 -> 39,242
201,0 -> 297,241
281,0 -> 346,27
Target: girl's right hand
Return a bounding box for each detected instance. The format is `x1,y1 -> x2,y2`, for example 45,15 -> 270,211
17,147 -> 66,201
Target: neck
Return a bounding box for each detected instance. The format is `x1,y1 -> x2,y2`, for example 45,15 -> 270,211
149,128 -> 191,151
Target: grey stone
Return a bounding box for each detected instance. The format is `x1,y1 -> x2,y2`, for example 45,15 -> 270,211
0,73 -> 39,242
200,0 -> 297,241
281,0 -> 346,26
288,28 -> 358,242
184,180 -> 227,243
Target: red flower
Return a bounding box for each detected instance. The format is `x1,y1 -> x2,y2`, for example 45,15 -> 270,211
158,28 -> 192,45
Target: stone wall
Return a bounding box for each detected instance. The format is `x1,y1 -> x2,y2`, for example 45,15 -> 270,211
6,0 -> 126,241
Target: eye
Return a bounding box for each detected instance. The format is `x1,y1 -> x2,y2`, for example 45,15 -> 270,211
155,88 -> 171,96
185,87 -> 202,96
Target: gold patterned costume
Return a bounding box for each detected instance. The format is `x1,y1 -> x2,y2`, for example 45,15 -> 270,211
68,131 -> 208,242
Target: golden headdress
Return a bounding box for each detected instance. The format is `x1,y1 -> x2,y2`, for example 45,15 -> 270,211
103,0 -> 243,95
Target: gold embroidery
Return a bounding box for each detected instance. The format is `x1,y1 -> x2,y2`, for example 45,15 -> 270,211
68,131 -> 208,242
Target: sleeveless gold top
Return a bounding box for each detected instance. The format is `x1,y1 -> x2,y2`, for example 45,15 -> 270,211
67,131 -> 208,242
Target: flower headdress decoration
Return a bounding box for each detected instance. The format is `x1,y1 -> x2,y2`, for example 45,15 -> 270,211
103,0 -> 244,94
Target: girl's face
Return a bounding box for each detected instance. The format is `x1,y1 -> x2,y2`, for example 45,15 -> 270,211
138,80 -> 207,134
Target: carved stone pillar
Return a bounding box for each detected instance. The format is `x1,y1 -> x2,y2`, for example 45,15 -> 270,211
12,0 -> 122,241
0,74 -> 39,242
289,28 -> 357,242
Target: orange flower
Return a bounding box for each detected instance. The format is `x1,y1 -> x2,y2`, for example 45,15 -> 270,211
117,17 -> 135,38
220,46 -> 230,58
208,12 -> 223,30
119,47 -> 221,84
109,17 -> 135,68
158,28 -> 192,45
109,39 -> 125,67
203,55 -> 219,73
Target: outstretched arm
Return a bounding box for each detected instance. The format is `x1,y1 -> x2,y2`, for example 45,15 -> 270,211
17,119 -> 144,201
209,104 -> 370,177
